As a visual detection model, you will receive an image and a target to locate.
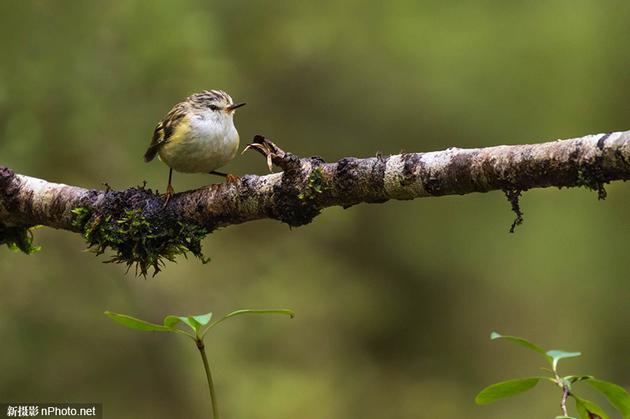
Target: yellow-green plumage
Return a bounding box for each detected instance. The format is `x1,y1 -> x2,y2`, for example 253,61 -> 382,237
144,90 -> 243,182
158,112 -> 239,173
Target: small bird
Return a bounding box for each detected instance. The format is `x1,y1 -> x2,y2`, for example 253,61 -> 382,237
144,90 -> 246,203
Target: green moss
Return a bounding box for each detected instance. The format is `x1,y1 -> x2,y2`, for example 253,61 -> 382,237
0,225 -> 41,254
72,207 -> 209,277
298,167 -> 324,201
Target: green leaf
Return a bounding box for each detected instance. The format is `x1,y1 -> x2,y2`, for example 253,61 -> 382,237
163,315 -> 200,333
490,331 -> 550,362
215,308 -> 295,323
584,379 -> 630,418
203,309 -> 295,336
562,375 -> 593,392
105,311 -> 173,332
192,312 -> 213,326
546,350 -> 581,371
565,376 -> 594,384
475,377 -> 541,405
574,395 -> 609,419
186,316 -> 202,332
163,315 -> 182,329
163,312 -> 212,335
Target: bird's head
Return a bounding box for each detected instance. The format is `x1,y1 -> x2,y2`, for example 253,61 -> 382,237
189,90 -> 246,116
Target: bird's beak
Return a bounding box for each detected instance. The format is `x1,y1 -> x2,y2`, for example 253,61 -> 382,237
226,102 -> 246,112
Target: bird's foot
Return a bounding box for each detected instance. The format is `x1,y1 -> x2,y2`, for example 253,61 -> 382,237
162,184 -> 174,208
209,170 -> 239,184
225,174 -> 239,184
242,135 -> 287,173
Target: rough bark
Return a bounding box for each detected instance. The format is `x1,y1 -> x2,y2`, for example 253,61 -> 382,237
1,130 -> 630,232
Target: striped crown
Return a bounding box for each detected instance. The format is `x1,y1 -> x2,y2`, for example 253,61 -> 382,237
187,90 -> 233,108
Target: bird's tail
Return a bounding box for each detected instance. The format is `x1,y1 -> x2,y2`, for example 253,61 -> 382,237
144,145 -> 160,162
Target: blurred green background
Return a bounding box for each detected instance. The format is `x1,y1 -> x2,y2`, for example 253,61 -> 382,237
1,1 -> 629,418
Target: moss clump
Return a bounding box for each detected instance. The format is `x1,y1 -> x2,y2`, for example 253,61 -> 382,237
298,167 -> 324,201
503,188 -> 524,233
0,225 -> 41,254
576,165 -> 607,200
72,207 -> 209,277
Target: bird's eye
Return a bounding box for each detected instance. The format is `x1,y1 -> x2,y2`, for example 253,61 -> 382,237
209,104 -> 220,111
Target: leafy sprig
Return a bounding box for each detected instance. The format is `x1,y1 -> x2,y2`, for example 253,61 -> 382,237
476,332 -> 630,419
105,308 -> 295,419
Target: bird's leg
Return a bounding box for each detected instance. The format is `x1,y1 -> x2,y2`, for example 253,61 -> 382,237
163,168 -> 174,207
209,170 -> 239,184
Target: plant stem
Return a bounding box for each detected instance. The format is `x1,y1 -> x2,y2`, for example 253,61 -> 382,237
196,338 -> 219,419
554,370 -> 570,417
560,385 -> 569,417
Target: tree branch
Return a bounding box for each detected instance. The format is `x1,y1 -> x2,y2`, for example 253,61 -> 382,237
1,130 -> 629,274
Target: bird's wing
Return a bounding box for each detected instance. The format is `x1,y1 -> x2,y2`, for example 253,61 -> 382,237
144,102 -> 188,162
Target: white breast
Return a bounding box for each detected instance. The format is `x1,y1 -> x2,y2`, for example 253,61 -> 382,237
159,111 -> 240,174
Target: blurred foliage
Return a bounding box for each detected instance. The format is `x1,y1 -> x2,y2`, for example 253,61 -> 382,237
1,1 -> 629,418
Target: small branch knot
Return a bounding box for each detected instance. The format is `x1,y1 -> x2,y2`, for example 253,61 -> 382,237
0,166 -> 21,215
0,166 -> 15,180
0,166 -> 16,194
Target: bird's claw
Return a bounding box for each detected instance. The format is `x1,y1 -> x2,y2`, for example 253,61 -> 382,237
242,143 -> 274,173
242,135 -> 285,173
162,184 -> 174,208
